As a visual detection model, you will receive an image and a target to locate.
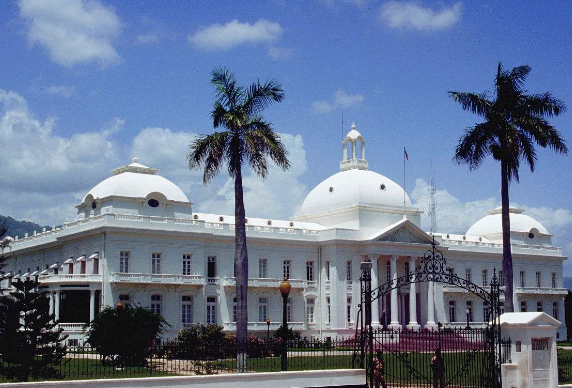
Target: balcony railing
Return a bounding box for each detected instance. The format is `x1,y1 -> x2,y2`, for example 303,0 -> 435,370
223,277 -> 307,289
224,321 -> 307,331
58,323 -> 86,332
110,273 -> 204,285
39,274 -> 102,283
516,287 -> 568,295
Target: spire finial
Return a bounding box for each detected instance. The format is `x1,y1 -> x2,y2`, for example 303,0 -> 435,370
351,122 -> 356,130
132,157 -> 138,163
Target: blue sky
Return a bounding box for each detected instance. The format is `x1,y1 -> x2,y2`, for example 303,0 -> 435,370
1,1 -> 571,271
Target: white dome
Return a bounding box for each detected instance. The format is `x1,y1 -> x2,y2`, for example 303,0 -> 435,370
466,207 -> 549,236
299,169 -> 411,216
83,159 -> 189,203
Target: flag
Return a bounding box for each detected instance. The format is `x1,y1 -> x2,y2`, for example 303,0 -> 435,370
404,148 -> 409,161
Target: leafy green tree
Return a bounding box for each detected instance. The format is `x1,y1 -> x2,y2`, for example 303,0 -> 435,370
449,63 -> 567,311
0,279 -> 67,381
173,324 -> 233,360
85,304 -> 168,366
188,68 -> 290,371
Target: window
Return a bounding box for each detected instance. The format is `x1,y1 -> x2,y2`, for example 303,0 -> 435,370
325,261 -> 330,281
326,297 -> 331,324
536,271 -> 542,288
306,261 -> 314,281
68,258 -> 74,274
152,253 -> 162,274
119,294 -> 130,304
520,271 -> 526,287
93,257 -> 99,274
258,297 -> 268,322
259,259 -> 268,278
536,301 -> 543,312
287,298 -> 292,322
150,294 -> 162,316
207,256 -> 217,278
182,296 -> 193,326
206,296 -> 217,324
120,251 -> 129,273
483,302 -> 490,322
532,338 -> 549,351
482,269 -> 488,287
232,297 -> 237,322
386,261 -> 391,282
552,272 -> 557,289
148,198 -> 159,208
283,260 -> 291,279
346,261 -> 352,282
466,301 -> 473,322
520,300 -> 527,312
80,260 -> 86,274
553,302 -> 559,320
465,269 -> 472,283
347,297 -> 352,323
183,254 -> 192,276
499,270 -> 504,286
306,299 -> 315,324
448,301 -> 456,322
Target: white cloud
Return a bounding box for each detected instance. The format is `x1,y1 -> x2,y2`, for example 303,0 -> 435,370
378,1 -> 462,31
268,45 -> 293,60
136,33 -> 160,44
313,89 -> 364,114
19,0 -> 122,67
188,19 -> 283,51
34,85 -> 76,98
0,89 -> 121,224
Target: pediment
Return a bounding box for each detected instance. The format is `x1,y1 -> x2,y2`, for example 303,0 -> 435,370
370,219 -> 434,245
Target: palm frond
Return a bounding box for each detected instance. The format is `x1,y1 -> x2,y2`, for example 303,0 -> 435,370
211,68 -> 244,109
509,65 -> 531,89
188,132 -> 232,184
448,91 -> 491,116
244,118 -> 290,172
520,93 -> 566,117
243,79 -> 284,116
454,122 -> 495,170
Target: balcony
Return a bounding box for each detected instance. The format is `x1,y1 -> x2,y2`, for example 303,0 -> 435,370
223,277 -> 307,289
516,287 -> 568,296
58,323 -> 86,332
224,321 -> 307,332
110,273 -> 204,286
39,274 -> 102,284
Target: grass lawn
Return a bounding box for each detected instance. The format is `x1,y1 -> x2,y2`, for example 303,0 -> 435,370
0,358 -> 174,383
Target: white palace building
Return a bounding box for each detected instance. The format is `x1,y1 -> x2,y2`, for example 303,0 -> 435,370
0,126 -> 567,342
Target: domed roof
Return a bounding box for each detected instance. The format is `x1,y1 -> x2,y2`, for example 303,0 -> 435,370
83,158 -> 189,203
299,167 -> 411,216
466,207 -> 549,236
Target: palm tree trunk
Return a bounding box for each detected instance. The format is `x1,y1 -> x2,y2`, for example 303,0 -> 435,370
234,165 -> 249,372
501,159 -> 514,312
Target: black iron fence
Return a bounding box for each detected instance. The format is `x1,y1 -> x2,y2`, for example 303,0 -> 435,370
0,337 -> 360,383
559,354 -> 572,383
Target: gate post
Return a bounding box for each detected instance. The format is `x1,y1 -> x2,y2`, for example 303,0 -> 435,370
360,261 -> 374,388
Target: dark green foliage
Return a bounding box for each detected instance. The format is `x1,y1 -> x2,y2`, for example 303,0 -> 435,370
171,324 -> 233,360
0,215 -> 43,240
84,305 -> 168,366
0,279 -> 67,381
566,291 -> 572,340
274,325 -> 301,342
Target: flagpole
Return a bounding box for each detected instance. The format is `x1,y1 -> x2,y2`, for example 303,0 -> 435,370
403,147 -> 406,217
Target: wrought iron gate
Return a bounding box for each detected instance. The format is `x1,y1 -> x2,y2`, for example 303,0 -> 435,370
355,239 -> 506,388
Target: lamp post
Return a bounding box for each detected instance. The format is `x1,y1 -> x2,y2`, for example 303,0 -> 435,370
266,319 -> 271,339
116,300 -> 124,310
279,278 -> 291,371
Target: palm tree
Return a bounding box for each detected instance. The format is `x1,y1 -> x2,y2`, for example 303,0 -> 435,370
449,63 -> 567,312
188,68 -> 290,370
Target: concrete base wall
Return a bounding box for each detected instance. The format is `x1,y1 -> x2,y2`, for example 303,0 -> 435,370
0,369 -> 365,388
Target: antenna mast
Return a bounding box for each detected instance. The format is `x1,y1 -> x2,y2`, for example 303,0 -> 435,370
428,176 -> 437,235
341,111 -> 344,140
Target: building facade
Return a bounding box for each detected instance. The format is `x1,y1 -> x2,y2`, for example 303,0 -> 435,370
0,125 -> 567,342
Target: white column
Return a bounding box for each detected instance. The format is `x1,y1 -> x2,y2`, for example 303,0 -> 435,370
54,290 -> 61,320
389,255 -> 401,331
89,290 -> 96,322
407,257 -> 420,330
48,291 -> 54,316
352,140 -> 356,159
426,279 -> 437,330
369,256 -> 380,327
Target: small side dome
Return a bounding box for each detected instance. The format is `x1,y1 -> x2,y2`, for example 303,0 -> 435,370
81,158 -> 189,205
466,207 -> 549,237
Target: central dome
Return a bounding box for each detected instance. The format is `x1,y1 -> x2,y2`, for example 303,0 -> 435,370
299,169 -> 411,215
298,124 -> 411,217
